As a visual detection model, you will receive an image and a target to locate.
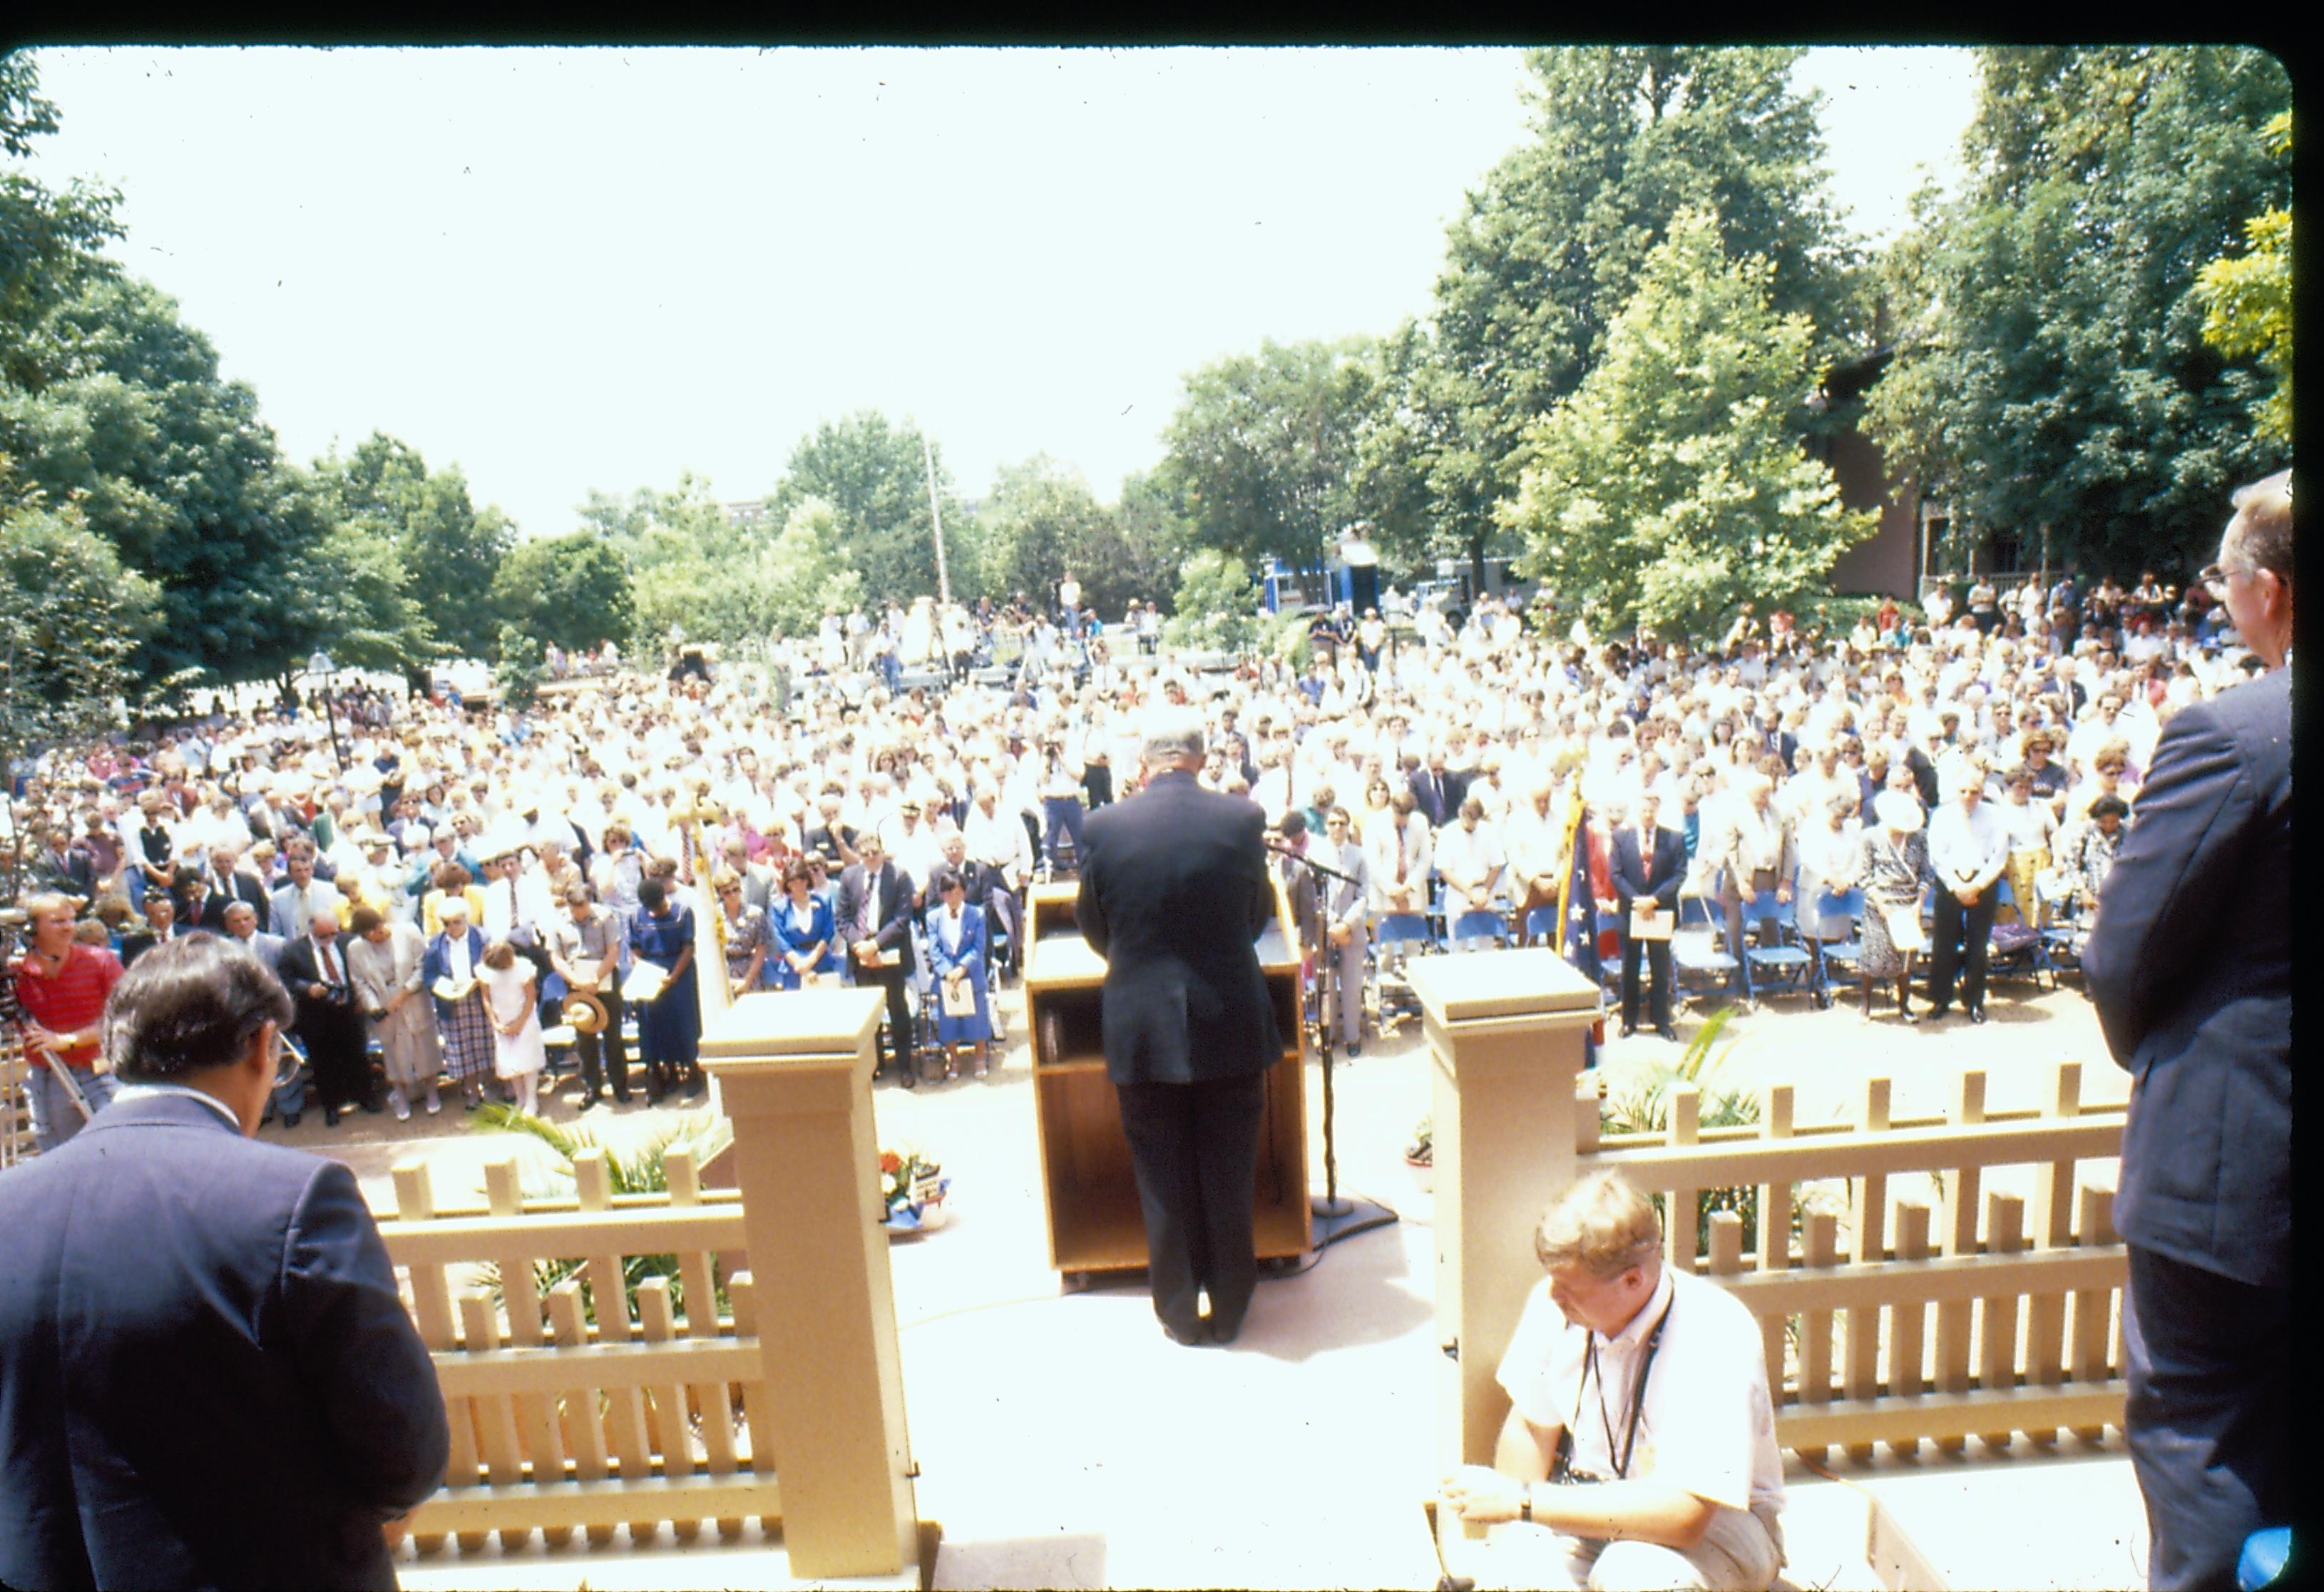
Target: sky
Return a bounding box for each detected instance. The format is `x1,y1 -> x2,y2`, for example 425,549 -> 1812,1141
26,46 -> 1979,536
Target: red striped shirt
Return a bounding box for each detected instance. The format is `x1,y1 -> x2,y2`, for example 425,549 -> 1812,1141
11,943 -> 123,1068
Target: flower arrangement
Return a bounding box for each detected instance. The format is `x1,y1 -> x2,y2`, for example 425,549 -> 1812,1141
879,1146 -> 950,1234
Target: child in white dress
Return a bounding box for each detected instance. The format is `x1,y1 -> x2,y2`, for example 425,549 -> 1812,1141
480,939 -> 547,1116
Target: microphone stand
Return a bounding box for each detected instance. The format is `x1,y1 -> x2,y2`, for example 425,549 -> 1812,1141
1264,837 -> 1396,1244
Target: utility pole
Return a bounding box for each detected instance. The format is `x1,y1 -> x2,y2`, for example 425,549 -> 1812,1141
923,430 -> 950,605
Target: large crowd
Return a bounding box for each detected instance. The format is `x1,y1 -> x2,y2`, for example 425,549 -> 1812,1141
6,560 -> 2265,1154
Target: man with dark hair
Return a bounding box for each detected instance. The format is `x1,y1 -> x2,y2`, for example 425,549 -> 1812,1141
1077,706 -> 1280,1347
2085,469 -> 2291,1592
0,934 -> 450,1588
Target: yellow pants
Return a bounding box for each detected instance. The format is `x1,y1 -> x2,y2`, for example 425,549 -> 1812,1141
2005,849 -> 2049,927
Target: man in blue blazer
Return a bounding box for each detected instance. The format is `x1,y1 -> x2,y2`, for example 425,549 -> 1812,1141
2084,470 -> 2290,1592
0,934 -> 450,1590
1609,791 -> 1688,1041
1077,706 -> 1281,1347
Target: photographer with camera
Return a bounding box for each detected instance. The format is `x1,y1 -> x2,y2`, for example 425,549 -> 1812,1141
1439,1170 -> 1785,1591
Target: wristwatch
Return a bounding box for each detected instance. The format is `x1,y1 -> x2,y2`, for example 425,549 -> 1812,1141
1521,1482 -> 1533,1524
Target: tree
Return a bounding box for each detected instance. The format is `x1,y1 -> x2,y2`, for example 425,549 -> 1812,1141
1865,47 -> 2290,576
626,496 -> 861,654
1158,337 -> 1383,583
0,274 -> 331,690
1106,469 -> 1197,615
1420,48 -> 1865,581
2195,109 -> 2292,446
1500,210 -> 1874,642
971,454 -> 1180,618
490,531 -> 635,653
0,53 -> 123,394
1163,550 -> 1266,653
764,412 -> 965,602
0,483 -> 162,821
315,433 -> 515,661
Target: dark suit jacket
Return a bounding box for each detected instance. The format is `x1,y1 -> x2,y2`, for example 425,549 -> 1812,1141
835,859 -> 917,975
1076,769 -> 1279,1086
0,1093 -> 450,1589
2084,667 -> 2290,1291
1408,766 -> 1467,829
1611,825 -> 1688,914
279,934 -> 364,1042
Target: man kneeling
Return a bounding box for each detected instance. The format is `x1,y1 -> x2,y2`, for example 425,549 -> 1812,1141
1440,1170 -> 1786,1590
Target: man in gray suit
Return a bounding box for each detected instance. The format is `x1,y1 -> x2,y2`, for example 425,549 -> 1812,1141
2084,469 -> 2290,1592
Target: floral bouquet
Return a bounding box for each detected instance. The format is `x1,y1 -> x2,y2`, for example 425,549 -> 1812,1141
879,1146 -> 951,1234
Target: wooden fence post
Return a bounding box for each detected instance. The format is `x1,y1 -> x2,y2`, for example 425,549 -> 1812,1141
1408,949 -> 1599,1485
697,988 -> 917,1581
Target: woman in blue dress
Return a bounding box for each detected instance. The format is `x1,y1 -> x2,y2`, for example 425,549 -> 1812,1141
627,877 -> 702,1101
765,857 -> 840,990
923,867 -> 993,1080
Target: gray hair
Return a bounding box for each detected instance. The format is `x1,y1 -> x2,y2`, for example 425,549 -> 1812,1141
1141,706 -> 1207,765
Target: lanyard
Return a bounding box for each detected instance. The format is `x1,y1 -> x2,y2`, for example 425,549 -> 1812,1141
1577,1293 -> 1674,1480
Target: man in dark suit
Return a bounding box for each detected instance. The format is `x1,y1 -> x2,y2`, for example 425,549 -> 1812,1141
1077,706 -> 1280,1347
1408,748 -> 1466,830
834,831 -> 917,1084
204,841 -> 273,919
1609,791 -> 1687,1040
0,933 -> 449,1590
277,903 -> 377,1126
2084,470 -> 2290,1592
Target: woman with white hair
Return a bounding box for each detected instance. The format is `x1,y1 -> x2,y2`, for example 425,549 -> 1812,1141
1854,768 -> 1932,1023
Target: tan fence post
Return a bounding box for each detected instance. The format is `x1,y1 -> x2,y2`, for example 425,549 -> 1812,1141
1408,949 -> 1601,1484
697,988 -> 917,1580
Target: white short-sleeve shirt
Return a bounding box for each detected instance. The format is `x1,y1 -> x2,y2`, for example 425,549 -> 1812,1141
1496,1264 -> 1785,1519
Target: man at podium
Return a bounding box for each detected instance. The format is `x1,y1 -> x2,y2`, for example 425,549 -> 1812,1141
1076,706 -> 1281,1347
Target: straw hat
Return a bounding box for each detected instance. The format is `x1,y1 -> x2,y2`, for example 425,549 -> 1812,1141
562,993 -> 608,1036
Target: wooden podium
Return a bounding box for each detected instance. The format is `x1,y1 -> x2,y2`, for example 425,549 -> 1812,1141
1020,882 -> 1311,1283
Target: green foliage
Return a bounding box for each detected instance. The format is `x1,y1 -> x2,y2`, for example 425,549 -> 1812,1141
764,412 -> 965,601
1158,337 -> 1384,581
1163,549 -> 1264,653
314,433 -> 514,662
1500,210 -> 1875,641
974,455 -> 1183,618
0,481 -> 161,781
2195,111 -> 2292,446
1418,48 -> 1865,579
490,531 -> 635,654
625,494 -> 862,655
473,1103 -> 734,1325
1598,1006 -> 1769,1259
493,623 -> 543,709
0,53 -> 123,395
1865,47 -> 2291,576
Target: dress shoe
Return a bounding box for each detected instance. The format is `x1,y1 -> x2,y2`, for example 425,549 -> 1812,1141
1162,1320 -> 1207,1347
1928,1003 -> 1951,1020
1900,1005 -> 1922,1024
282,1111 -> 302,1130
1657,1024 -> 1679,1042
1968,1007 -> 1989,1025
577,1093 -> 599,1113
682,1075 -> 706,1098
1345,1041 -> 1361,1058
359,1096 -> 383,1114
1619,1024 -> 1639,1039
1210,1316 -> 1242,1346
322,1105 -> 340,1128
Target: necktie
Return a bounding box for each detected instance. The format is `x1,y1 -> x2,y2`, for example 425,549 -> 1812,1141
1396,826 -> 1408,885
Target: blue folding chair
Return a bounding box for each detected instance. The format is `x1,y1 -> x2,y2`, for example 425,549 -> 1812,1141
1672,893 -> 1738,1010
1370,911 -> 1435,1027
1448,908 -> 1505,953
1742,887 -> 1813,1001
1808,888 -> 1863,1009
1522,904 -> 1561,946
1986,877 -> 2056,990
2039,882 -> 2087,978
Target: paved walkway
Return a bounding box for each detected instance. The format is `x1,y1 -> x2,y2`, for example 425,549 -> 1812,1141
300,962 -> 2145,1590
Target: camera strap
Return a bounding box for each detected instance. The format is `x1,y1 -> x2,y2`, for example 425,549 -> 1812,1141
1577,1291 -> 1674,1481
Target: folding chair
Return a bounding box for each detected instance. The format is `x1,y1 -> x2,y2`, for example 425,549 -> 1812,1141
1671,893 -> 1738,1011
1807,888 -> 1863,1009
1986,877 -> 2056,991
1369,911 -> 1435,1029
1741,887 -> 1814,1001
1593,911 -> 1625,1009
2039,881 -> 2087,977
1522,904 -> 1561,946
1448,908 -> 1505,954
